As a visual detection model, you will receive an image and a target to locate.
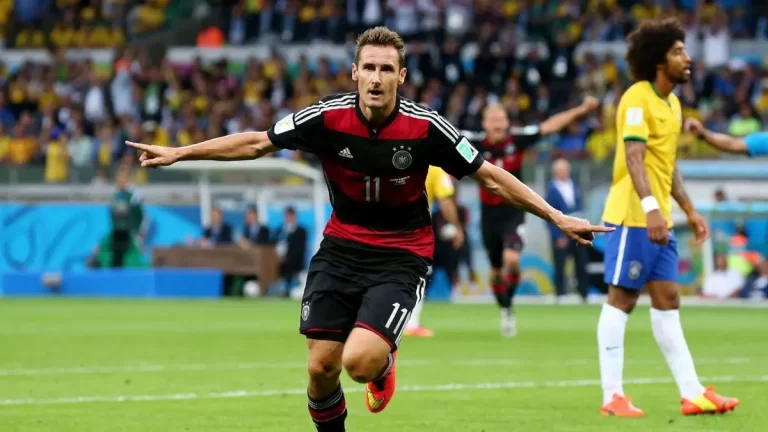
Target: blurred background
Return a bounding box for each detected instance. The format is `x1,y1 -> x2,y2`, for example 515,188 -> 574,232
1,0 -> 768,303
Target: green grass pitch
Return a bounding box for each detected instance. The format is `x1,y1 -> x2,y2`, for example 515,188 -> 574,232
0,298 -> 766,431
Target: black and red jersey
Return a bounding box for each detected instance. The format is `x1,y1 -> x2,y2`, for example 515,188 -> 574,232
266,92 -> 484,260
463,125 -> 541,208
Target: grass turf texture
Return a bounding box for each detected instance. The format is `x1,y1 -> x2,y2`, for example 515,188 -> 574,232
0,299 -> 765,431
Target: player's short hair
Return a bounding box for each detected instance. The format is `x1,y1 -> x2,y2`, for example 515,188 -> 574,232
625,18 -> 686,82
355,26 -> 406,69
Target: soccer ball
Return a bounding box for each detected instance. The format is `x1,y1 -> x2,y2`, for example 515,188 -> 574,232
243,280 -> 261,298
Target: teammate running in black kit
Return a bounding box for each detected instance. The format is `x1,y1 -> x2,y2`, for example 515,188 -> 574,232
461,99 -> 598,336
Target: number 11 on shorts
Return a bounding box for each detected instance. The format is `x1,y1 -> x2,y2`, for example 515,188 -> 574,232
385,302 -> 409,335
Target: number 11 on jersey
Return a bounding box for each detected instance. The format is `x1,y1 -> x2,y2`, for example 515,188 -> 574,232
364,176 -> 380,202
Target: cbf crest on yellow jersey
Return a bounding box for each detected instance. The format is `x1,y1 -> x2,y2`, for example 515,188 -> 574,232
602,81 -> 682,228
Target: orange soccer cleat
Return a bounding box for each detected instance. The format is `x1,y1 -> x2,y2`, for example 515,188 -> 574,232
600,394 -> 645,417
404,326 -> 435,337
681,386 -> 739,415
365,352 -> 397,413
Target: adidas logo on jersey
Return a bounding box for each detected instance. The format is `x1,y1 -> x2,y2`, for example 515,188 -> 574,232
338,148 -> 353,158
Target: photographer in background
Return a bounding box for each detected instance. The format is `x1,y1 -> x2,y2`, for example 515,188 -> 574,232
107,167 -> 146,268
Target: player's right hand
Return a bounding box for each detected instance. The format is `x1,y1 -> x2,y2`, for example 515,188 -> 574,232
646,209 -> 669,245
126,141 -> 181,167
554,214 -> 614,247
683,118 -> 704,136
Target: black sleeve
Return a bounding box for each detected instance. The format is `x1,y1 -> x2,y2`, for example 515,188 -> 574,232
266,101 -> 326,153
509,124 -> 542,150
428,122 -> 485,180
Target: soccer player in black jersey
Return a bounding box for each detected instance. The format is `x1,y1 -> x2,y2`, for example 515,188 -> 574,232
127,27 -> 611,432
460,99 -> 599,336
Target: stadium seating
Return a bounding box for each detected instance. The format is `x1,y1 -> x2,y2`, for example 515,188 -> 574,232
1,1 -> 768,298
1,0 -> 768,180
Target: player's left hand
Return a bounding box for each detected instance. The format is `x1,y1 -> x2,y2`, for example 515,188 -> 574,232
687,212 -> 710,245
581,96 -> 600,113
554,213 -> 614,247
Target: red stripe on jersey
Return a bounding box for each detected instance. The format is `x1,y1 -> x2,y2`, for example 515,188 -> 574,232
377,113 -> 430,140
324,107 -> 368,137
324,214 -> 434,259
322,159 -> 428,206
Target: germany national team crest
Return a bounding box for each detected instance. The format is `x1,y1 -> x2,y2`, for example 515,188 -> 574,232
392,146 -> 413,170
301,302 -> 310,321
628,261 -> 642,280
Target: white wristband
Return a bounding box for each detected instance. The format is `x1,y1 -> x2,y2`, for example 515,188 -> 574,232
641,196 -> 660,214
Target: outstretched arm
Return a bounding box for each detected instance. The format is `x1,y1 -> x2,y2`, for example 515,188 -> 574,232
127,101 -> 328,167
471,161 -> 611,245
699,130 -> 748,154
457,96 -> 599,142
539,96 -> 600,135
684,118 -> 748,154
175,132 -> 278,161
127,132 -> 278,166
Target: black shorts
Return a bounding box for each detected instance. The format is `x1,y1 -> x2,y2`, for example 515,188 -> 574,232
481,206 -> 525,269
299,236 -> 429,351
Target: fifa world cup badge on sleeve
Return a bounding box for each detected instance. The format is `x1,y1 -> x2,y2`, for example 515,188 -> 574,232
626,107 -> 643,126
456,137 -> 478,162
274,114 -> 295,134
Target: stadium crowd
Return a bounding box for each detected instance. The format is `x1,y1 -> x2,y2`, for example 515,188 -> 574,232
1,0 -> 768,182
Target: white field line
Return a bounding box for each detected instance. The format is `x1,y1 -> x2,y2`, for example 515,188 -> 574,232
0,357 -> 760,377
0,375 -> 766,407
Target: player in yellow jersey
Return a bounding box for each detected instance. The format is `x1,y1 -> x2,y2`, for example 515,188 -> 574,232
405,166 -> 464,337
598,18 -> 739,418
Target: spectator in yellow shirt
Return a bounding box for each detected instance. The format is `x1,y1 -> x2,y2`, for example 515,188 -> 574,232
50,18 -> 76,48
45,132 -> 70,183
89,24 -> 112,47
0,125 -> 9,162
109,24 -> 126,46
15,25 -> 46,48
630,0 -> 661,21
586,120 -> 616,162
7,113 -> 37,164
133,2 -> 166,34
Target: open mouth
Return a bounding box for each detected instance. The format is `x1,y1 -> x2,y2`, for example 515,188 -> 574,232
369,89 -> 383,97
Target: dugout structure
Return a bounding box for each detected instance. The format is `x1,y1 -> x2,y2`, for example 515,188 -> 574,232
164,158 -> 328,251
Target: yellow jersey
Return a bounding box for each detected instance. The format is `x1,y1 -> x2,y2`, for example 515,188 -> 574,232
425,166 -> 455,210
602,81 -> 682,228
